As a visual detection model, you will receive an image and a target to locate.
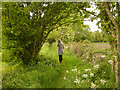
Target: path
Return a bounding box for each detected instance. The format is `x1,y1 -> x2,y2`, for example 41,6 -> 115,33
54,61 -> 68,88
40,43 -> 93,88
54,54 -> 85,88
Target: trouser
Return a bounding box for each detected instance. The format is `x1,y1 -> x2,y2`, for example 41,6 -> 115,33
59,55 -> 62,62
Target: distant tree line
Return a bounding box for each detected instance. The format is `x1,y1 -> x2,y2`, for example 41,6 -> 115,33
47,23 -> 107,44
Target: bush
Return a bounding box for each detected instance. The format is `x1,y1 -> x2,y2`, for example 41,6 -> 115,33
2,58 -> 61,88
2,49 -> 12,62
70,42 -> 91,58
47,38 -> 56,44
2,52 -> 61,88
96,62 -> 111,79
82,39 -> 91,44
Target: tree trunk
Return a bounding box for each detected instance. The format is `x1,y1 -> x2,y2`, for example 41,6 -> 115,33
22,29 -> 49,65
115,56 -> 118,87
104,2 -> 120,87
22,42 -> 42,64
117,2 -> 120,87
111,58 -> 114,72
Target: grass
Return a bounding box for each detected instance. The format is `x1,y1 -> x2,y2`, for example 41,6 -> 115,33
2,42 -> 116,88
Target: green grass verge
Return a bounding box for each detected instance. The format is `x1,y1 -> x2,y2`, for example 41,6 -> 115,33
2,42 -> 115,88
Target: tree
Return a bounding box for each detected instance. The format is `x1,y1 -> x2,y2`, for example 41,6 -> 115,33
55,26 -> 75,43
2,2 -> 91,64
71,22 -> 91,42
95,2 -> 120,87
92,30 -> 103,42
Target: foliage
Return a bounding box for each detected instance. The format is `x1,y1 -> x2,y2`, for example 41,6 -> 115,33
50,21 -> 104,44
2,43 -> 116,88
95,2 -> 119,54
61,53 -> 115,88
67,42 -> 109,60
82,39 -> 91,44
2,54 -> 61,88
2,49 -> 13,62
92,30 -> 104,42
2,1 -> 120,88
47,37 -> 56,44
56,26 -> 75,43
72,23 -> 91,42
2,2 -> 92,64
95,2 -> 120,86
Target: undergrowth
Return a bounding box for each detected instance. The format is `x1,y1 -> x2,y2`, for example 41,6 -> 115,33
2,42 -> 116,88
2,54 -> 62,88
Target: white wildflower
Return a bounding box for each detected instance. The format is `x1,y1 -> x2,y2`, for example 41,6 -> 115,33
91,83 -> 96,88
74,69 -> 77,72
63,76 -> 66,80
84,69 -> 91,72
101,55 -> 106,58
66,70 -> 69,73
90,73 -> 94,77
81,80 -> 85,83
74,78 -> 80,84
83,74 -> 88,78
71,68 -> 77,72
78,70 -> 80,74
43,4 -> 48,7
100,79 -> 106,84
94,64 -> 99,69
108,60 -> 113,64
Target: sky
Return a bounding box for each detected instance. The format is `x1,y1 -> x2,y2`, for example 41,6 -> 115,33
84,19 -> 101,32
84,2 -> 101,32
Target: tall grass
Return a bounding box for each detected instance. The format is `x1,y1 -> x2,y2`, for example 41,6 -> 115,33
2,55 -> 62,88
2,43 -> 62,88
2,42 -> 115,88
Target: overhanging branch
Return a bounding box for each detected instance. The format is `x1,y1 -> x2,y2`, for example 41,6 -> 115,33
104,2 -> 119,32
44,19 -> 79,39
104,2 -> 120,57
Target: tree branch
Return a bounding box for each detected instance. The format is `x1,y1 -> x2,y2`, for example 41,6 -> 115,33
104,2 -> 120,57
44,19 -> 79,39
104,2 -> 119,33
82,9 -> 97,17
104,2 -> 120,88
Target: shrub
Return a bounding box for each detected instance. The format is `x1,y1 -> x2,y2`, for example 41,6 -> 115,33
95,62 -> 111,79
82,39 -> 91,44
2,54 -> 61,88
2,49 -> 13,62
47,37 -> 56,44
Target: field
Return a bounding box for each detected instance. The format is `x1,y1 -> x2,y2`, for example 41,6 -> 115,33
1,42 -> 116,88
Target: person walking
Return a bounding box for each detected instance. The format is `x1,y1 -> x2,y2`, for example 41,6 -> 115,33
57,39 -> 64,63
